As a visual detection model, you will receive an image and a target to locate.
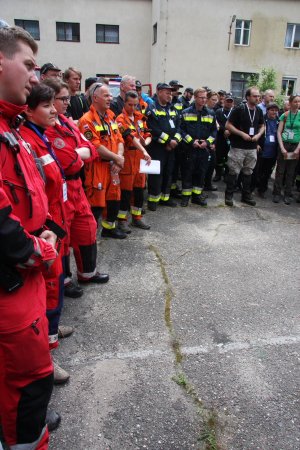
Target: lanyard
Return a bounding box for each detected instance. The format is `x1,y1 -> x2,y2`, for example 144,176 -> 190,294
222,107 -> 232,119
246,104 -> 256,126
288,111 -> 299,130
26,122 -> 66,180
59,117 -> 81,148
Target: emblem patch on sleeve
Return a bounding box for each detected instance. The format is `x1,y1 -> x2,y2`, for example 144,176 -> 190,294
84,130 -> 93,140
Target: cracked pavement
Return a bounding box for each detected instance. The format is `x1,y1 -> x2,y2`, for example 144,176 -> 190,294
50,186 -> 300,450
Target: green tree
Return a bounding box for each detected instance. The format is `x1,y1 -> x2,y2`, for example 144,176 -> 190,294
247,67 -> 277,92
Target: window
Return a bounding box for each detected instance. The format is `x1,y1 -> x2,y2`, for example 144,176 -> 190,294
56,22 -> 80,42
282,77 -> 297,96
231,71 -> 258,101
96,25 -> 119,43
285,24 -> 300,48
14,19 -> 40,40
235,19 -> 251,46
153,23 -> 157,44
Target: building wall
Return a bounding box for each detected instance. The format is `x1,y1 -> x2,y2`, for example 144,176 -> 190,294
150,0 -> 300,94
3,0 -> 152,84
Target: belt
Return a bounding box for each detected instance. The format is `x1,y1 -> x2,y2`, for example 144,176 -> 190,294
66,172 -> 81,180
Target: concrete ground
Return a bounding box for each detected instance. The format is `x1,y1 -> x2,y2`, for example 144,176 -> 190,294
50,183 -> 300,450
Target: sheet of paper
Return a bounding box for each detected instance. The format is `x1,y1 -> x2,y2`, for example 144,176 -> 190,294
140,159 -> 161,174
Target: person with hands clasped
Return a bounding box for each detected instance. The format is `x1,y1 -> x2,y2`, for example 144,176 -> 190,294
224,87 -> 264,207
273,94 -> 300,205
116,90 -> 152,232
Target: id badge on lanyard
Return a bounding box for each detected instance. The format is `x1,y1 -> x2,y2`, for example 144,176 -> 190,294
249,127 -> 255,136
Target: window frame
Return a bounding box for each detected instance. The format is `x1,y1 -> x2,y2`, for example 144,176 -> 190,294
153,23 -> 157,45
234,19 -> 252,46
14,19 -> 40,40
281,77 -> 297,96
56,22 -> 80,42
230,71 -> 258,101
284,23 -> 300,49
96,24 -> 119,44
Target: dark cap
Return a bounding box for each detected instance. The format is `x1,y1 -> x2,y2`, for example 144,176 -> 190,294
85,77 -> 99,90
218,89 -> 227,96
40,63 -> 61,75
266,102 -> 279,111
225,93 -> 234,100
157,82 -> 172,91
169,80 -> 183,88
136,80 -> 142,89
185,87 -> 194,94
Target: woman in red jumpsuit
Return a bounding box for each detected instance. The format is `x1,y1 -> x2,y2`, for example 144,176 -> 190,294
42,79 -> 109,289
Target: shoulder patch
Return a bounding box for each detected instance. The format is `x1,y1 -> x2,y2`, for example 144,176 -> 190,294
84,130 -> 93,140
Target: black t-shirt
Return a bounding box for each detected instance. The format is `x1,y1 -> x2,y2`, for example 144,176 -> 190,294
228,103 -> 264,149
66,94 -> 89,120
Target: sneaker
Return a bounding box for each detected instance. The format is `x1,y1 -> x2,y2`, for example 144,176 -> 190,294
283,195 -> 292,205
101,228 -> 127,239
53,362 -> 70,385
160,198 -> 177,207
147,201 -> 157,211
132,218 -> 151,230
64,281 -> 83,298
241,196 -> 256,206
78,271 -> 109,284
118,220 -> 131,234
272,194 -> 281,203
46,410 -> 61,432
58,325 -> 74,339
180,197 -> 189,207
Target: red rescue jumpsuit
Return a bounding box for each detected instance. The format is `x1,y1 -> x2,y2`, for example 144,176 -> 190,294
116,109 -> 151,221
45,115 -> 99,281
78,105 -> 124,230
0,100 -> 56,449
20,123 -> 67,350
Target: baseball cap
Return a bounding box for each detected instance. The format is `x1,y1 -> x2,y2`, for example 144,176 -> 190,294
136,80 -> 142,89
225,93 -> 234,100
218,89 -> 227,96
266,102 -> 279,110
157,82 -> 172,91
185,87 -> 194,94
40,63 -> 61,75
169,80 -> 183,88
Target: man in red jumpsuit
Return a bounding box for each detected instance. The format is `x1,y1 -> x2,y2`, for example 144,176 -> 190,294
0,26 -> 58,449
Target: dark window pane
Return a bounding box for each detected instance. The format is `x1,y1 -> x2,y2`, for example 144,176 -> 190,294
105,25 -> 119,43
15,19 -> 40,40
235,28 -> 241,44
96,25 -> 105,42
242,29 -> 250,45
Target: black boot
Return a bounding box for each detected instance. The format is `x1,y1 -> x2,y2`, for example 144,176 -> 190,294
213,166 -> 223,182
241,174 -> 256,206
225,173 -> 236,206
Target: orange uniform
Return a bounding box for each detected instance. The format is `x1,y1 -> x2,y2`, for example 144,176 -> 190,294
116,109 -> 151,221
78,105 -> 124,230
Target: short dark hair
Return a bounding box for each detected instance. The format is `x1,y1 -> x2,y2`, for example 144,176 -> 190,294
0,26 -> 38,58
125,90 -> 138,102
42,79 -> 68,95
26,84 -> 55,110
245,86 -> 259,100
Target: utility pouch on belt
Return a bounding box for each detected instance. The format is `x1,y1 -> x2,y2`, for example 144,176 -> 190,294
0,263 -> 23,293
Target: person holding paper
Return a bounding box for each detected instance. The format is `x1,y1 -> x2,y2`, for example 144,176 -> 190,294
273,94 -> 300,204
116,91 -> 152,231
146,83 -> 182,211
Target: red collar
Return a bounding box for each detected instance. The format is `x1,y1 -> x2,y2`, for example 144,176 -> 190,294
0,99 -> 27,121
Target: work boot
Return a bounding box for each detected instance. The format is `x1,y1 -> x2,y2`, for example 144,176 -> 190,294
78,271 -> 109,284
213,166 -> 223,182
118,220 -> 131,234
241,194 -> 256,206
191,193 -> 207,207
101,227 -> 127,239
132,218 -> 151,230
58,325 -> 74,339
241,174 -> 256,206
64,280 -> 83,298
46,410 -> 61,432
170,186 -> 182,198
283,195 -> 292,205
160,198 -> 177,207
53,362 -> 70,385
180,197 -> 190,207
225,192 -> 234,206
147,201 -> 157,211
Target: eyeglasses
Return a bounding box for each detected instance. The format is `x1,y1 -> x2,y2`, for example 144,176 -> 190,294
55,96 -> 70,103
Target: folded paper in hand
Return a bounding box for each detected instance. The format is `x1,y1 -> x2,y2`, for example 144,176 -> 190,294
139,159 -> 161,174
